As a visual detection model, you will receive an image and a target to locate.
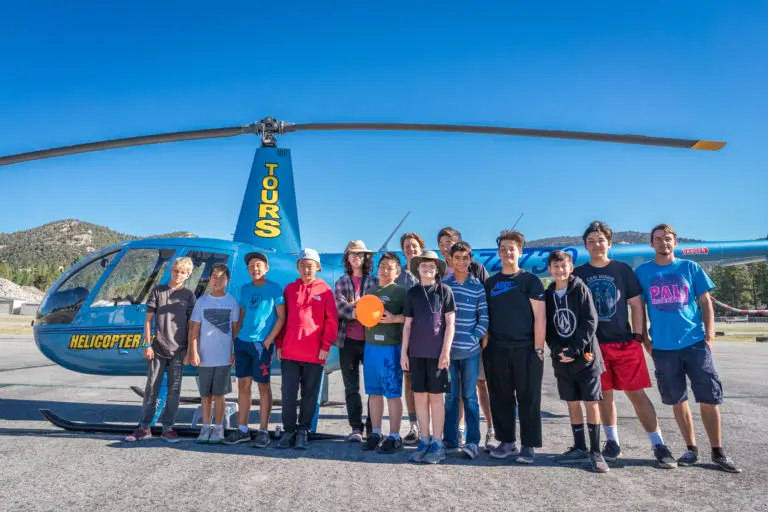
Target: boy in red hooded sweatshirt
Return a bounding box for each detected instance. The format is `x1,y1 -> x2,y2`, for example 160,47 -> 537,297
276,248 -> 338,449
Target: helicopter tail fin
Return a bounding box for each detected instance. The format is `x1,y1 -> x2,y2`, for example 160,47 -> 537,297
233,146 -> 302,254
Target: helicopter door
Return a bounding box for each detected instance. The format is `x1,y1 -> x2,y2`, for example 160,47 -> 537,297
179,250 -> 232,299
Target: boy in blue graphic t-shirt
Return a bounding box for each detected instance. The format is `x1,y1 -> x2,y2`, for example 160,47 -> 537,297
635,224 -> 740,473
223,252 -> 285,448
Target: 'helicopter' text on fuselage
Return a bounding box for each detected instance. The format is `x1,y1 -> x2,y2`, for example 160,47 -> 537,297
68,333 -> 143,350
255,162 -> 281,238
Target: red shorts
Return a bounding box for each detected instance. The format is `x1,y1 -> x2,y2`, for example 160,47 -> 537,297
600,341 -> 652,392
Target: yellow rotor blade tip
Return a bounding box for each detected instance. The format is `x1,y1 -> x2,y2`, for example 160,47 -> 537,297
692,140 -> 727,151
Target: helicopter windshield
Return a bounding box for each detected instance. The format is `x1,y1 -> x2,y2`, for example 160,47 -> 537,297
35,249 -> 120,325
91,248 -> 175,307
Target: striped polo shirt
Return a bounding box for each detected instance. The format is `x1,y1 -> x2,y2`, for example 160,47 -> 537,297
444,273 -> 489,360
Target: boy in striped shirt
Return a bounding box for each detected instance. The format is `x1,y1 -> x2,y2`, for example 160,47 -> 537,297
443,241 -> 489,459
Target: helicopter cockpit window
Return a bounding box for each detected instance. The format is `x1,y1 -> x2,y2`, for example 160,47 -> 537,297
35,250 -> 119,325
91,248 -> 175,307
184,251 -> 230,298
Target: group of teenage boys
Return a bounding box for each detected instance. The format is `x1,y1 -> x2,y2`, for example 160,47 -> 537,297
124,220 -> 742,474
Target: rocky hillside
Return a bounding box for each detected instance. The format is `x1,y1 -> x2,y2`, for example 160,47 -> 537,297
0,219 -> 195,270
0,277 -> 44,302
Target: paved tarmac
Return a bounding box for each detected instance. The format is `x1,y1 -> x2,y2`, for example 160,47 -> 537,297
0,335 -> 766,511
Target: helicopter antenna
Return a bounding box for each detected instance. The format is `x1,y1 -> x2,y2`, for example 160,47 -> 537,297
511,213 -> 524,231
378,211 -> 411,252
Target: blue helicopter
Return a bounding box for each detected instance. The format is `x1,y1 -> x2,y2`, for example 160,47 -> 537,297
2,117 -> 766,435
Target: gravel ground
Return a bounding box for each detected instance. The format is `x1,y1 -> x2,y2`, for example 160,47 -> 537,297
0,336 -> 765,512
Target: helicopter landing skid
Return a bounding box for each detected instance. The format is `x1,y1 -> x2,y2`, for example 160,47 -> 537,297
38,409 -> 343,440
128,386 -> 344,407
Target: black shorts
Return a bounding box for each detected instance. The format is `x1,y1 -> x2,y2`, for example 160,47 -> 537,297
555,371 -> 602,402
409,357 -> 449,394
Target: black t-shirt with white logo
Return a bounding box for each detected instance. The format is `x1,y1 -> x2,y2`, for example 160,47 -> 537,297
484,270 -> 545,348
573,260 -> 642,343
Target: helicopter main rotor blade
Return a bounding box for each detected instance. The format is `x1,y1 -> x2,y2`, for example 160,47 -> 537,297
0,125 -> 255,166
0,117 -> 726,167
289,122 -> 726,151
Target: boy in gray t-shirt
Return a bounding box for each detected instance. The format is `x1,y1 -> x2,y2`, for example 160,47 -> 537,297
125,256 -> 196,443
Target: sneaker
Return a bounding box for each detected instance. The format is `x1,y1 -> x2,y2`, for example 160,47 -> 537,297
404,425 -> 419,445
461,443 -> 479,460
362,432 -> 382,451
712,454 -> 742,473
125,427 -> 151,442
484,430 -> 498,453
295,429 -> 309,450
251,429 -> 271,449
346,429 -> 363,443
409,438 -> 431,463
515,445 -> 535,464
208,427 -> 224,444
378,436 -> 403,454
602,440 -> 622,461
160,429 -> 180,443
223,429 -> 251,445
554,446 -> 590,464
653,444 -> 678,469
423,441 -> 446,464
278,430 -> 296,449
677,449 -> 699,466
590,451 -> 610,473
196,426 -> 213,444
489,442 -> 519,459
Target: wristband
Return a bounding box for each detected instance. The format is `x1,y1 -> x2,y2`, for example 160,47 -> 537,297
632,333 -> 644,344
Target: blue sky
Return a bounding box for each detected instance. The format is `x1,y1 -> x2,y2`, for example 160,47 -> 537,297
1,1 -> 766,253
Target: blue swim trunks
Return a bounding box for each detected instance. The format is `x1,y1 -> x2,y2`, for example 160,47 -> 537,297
363,344 -> 403,399
234,338 -> 274,383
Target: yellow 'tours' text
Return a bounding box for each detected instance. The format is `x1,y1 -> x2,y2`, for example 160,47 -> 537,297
68,333 -> 143,350
254,162 -> 281,238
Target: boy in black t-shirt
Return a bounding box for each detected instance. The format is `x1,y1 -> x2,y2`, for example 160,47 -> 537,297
483,231 -> 546,464
573,221 -> 676,469
545,250 -> 609,473
401,250 -> 456,464
125,256 -> 196,443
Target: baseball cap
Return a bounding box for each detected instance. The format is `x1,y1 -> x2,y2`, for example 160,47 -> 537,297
298,248 -> 321,264
244,252 -> 269,266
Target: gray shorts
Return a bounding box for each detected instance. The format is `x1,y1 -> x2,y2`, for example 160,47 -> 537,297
198,366 -> 232,397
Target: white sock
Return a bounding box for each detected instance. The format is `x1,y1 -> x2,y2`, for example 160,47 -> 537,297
390,432 -> 401,440
203,423 -> 211,429
373,428 -> 382,435
648,430 -> 664,448
238,425 -> 249,433
420,435 -> 431,444
604,425 -> 619,444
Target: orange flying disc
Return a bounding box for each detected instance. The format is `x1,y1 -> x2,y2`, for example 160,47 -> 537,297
356,294 -> 385,328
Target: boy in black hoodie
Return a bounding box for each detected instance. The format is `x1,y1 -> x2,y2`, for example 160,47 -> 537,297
545,251 -> 609,473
